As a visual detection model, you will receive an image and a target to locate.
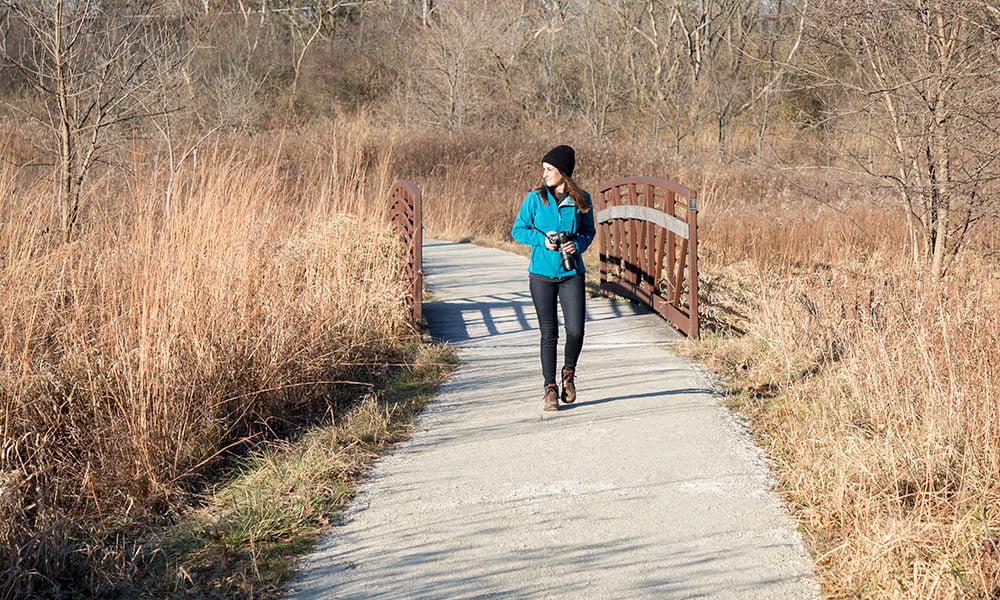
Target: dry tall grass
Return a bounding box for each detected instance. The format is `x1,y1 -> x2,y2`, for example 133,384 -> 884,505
691,180 -> 1000,597
0,122 -> 414,596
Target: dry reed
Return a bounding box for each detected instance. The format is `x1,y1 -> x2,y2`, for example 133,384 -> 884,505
691,185 -> 1000,598
0,122 -> 414,596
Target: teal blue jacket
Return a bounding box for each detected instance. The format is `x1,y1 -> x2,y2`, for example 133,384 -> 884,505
511,187 -> 596,278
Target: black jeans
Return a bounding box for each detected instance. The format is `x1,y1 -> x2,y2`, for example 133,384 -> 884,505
529,274 -> 585,387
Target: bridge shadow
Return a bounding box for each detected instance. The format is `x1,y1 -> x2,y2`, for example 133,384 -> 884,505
423,291 -> 665,346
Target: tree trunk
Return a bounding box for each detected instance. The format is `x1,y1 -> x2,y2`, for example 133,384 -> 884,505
54,0 -> 76,240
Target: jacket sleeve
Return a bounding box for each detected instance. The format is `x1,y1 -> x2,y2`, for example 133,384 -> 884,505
511,192 -> 546,247
573,194 -> 597,254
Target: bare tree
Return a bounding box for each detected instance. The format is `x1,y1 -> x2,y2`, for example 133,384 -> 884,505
277,0 -> 373,118
0,0 -> 186,239
409,0 -> 524,127
802,0 -> 1000,278
608,0 -> 802,153
579,7 -> 629,137
670,0 -> 799,153
414,7 -> 479,127
614,0 -> 698,146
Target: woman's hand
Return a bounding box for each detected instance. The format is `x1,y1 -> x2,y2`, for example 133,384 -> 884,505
545,231 -> 577,253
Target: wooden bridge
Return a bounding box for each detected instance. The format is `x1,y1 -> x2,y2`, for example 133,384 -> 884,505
389,175 -> 699,338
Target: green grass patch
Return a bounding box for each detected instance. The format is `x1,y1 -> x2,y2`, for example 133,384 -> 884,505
128,342 -> 457,599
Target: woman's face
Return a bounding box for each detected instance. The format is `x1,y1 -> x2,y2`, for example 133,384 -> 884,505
542,162 -> 565,190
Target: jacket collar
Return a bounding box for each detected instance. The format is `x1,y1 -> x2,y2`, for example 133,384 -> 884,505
543,186 -> 573,208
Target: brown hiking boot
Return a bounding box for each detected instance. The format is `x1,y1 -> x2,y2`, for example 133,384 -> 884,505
561,368 -> 576,404
543,384 -> 560,411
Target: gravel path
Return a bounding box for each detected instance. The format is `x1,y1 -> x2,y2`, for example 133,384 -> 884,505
285,240 -> 819,599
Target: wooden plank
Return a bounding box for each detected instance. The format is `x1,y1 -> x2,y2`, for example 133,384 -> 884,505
687,207 -> 699,339
627,184 -> 639,285
673,238 -> 687,306
653,223 -> 665,291
644,184 -> 655,289
637,213 -> 651,288
628,217 -> 640,286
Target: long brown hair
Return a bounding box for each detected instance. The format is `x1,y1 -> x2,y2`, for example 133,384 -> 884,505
538,172 -> 590,213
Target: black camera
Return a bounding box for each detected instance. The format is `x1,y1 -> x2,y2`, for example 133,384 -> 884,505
546,231 -> 576,271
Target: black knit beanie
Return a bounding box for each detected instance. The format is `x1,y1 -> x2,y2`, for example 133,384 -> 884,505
542,145 -> 575,177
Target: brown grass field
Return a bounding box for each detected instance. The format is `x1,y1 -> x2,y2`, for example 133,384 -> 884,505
0,123 -> 416,595
2,117 -> 999,598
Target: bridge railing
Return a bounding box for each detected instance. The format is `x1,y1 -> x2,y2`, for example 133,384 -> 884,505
389,180 -> 423,331
594,176 -> 699,339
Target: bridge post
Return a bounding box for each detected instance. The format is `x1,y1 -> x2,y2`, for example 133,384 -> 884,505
389,180 -> 423,332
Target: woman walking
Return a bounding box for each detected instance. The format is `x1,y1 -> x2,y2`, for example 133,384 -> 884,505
511,145 -> 596,411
